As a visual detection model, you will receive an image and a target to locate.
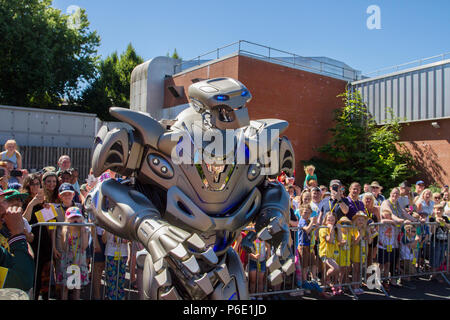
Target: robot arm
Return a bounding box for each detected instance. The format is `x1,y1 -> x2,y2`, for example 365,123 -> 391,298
85,178 -> 219,299
252,181 -> 295,286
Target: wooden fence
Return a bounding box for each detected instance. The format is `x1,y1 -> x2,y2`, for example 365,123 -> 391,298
20,146 -> 92,182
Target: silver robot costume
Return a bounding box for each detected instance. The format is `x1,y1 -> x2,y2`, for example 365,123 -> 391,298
85,77 -> 296,300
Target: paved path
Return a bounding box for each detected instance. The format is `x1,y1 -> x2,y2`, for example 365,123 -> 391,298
281,275 -> 450,300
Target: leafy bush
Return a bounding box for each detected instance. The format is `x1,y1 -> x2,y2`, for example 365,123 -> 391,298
304,89 -> 417,192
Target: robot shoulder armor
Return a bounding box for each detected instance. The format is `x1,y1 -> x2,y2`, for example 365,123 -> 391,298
110,107 -> 165,149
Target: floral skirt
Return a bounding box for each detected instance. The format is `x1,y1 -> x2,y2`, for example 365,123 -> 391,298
105,255 -> 128,300
56,251 -> 89,287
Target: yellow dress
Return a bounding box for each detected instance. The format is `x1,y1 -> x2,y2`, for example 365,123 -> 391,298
351,229 -> 368,264
319,227 -> 339,261
338,229 -> 352,267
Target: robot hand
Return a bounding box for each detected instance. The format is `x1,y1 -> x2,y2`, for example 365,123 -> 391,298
254,208 -> 295,286
138,218 -> 221,300
85,179 -> 220,299
241,231 -> 257,254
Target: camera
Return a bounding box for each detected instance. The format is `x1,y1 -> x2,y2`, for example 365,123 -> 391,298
10,169 -> 23,177
331,184 -> 339,192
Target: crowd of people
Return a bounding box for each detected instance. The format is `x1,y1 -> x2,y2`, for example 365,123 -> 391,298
234,165 -> 450,299
1,140 -> 449,300
0,139 -> 141,300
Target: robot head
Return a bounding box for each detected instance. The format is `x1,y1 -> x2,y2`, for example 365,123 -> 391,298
188,78 -> 252,130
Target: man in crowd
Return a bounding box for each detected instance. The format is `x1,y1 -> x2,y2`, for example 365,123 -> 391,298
57,155 -> 71,173
359,183 -> 372,200
370,181 -> 385,206
414,180 -> 426,198
0,190 -> 34,291
319,179 -> 349,221
398,181 -> 414,213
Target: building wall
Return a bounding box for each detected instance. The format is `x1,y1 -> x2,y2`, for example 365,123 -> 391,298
164,54 -> 348,184
352,60 -> 450,124
0,105 -> 98,148
399,118 -> 450,186
237,55 -> 347,184
164,55 -> 240,108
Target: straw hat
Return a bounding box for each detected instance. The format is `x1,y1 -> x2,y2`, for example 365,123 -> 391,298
352,211 -> 369,221
370,181 -> 383,190
338,216 -> 352,225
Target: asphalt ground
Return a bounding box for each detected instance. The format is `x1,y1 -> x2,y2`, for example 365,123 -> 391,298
277,275 -> 450,301
41,267 -> 449,301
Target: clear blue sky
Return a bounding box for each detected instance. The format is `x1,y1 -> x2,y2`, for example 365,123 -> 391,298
52,0 -> 450,74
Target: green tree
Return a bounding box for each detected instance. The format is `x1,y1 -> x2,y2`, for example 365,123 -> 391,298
168,48 -> 180,60
304,89 -> 416,191
79,43 -> 144,120
0,0 -> 100,107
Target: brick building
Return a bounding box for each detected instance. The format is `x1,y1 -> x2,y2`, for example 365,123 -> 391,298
130,41 -> 449,186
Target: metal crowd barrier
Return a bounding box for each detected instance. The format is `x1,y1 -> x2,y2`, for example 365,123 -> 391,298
30,221 -> 140,300
29,221 -> 449,300
367,222 -> 450,294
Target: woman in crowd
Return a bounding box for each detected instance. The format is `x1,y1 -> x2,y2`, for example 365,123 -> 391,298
381,187 -> 416,222
27,171 -> 60,299
24,172 -> 57,299
21,174 -> 43,221
0,139 -> 22,169
42,171 -> 60,204
432,192 -> 442,206
415,189 -> 435,217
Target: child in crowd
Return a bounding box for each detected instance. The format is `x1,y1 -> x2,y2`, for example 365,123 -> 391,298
336,216 -> 352,295
308,179 -> 318,189
58,207 -> 89,300
400,224 -> 419,283
303,165 -> 317,189
413,212 -> 430,272
429,204 -> 450,282
248,224 -> 270,297
296,204 -> 317,287
277,171 -> 287,185
319,211 -> 341,295
103,230 -> 129,300
378,210 -> 400,291
351,211 -> 370,295
1,139 -> 22,169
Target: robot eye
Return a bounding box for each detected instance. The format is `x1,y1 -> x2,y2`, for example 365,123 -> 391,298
214,94 -> 229,101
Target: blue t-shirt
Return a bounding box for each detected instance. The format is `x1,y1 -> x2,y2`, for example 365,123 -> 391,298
295,213 -> 311,246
